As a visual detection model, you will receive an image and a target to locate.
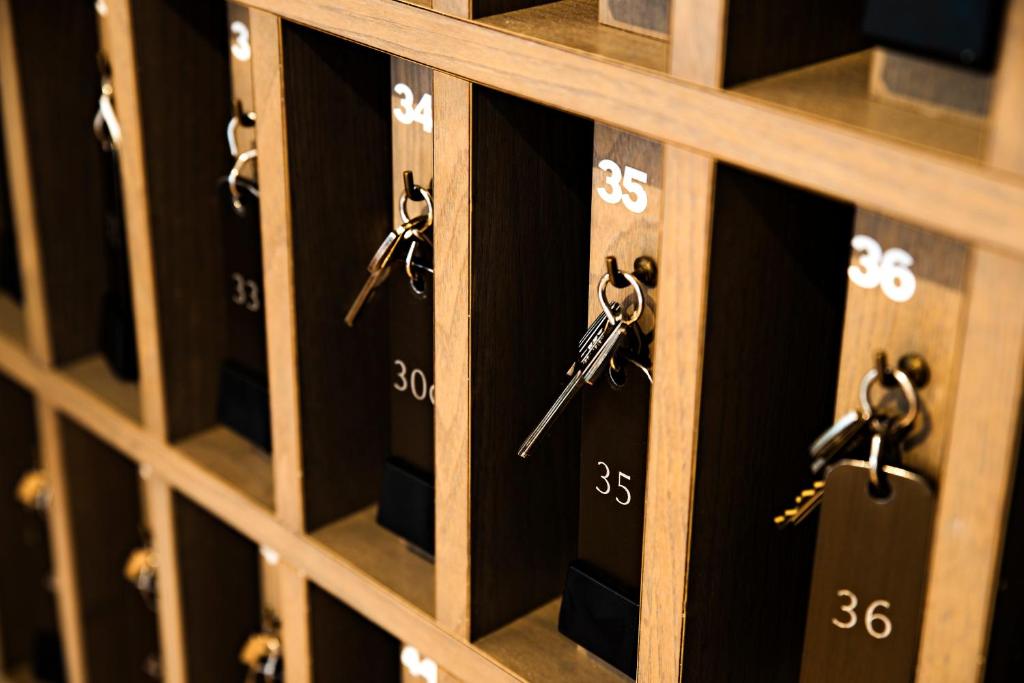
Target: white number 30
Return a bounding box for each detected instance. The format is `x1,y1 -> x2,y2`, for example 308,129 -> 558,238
596,160 -> 648,214
832,589 -> 892,640
848,234 -> 916,303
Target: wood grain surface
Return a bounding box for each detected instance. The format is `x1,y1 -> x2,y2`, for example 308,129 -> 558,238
468,85 -> 592,639
432,72 -> 473,640
832,212 -> 970,481
681,165 -> 852,682
280,21 -> 393,531
239,0 -> 1024,256
173,492 -> 261,683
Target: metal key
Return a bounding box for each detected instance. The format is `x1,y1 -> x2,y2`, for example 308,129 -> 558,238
566,303 -> 619,376
809,409 -> 873,476
582,319 -> 628,385
774,480 -> 826,528
518,312 -> 615,459
345,215 -> 428,327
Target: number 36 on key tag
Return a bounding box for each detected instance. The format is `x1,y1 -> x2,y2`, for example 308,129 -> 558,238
799,459 -> 935,683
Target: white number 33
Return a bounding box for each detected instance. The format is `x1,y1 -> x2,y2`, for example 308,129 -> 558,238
848,234 -> 916,303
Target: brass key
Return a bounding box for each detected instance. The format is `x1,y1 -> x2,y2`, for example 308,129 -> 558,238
345,214 -> 429,327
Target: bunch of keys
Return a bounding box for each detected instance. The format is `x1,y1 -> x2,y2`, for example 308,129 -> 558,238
15,469 -> 50,512
518,263 -> 653,459
345,179 -> 433,327
239,615 -> 283,683
123,545 -> 157,609
774,353 -> 924,528
226,106 -> 259,216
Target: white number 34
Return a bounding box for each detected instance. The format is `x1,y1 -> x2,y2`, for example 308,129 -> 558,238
393,84 -> 433,134
596,159 -> 648,214
848,234 -> 916,303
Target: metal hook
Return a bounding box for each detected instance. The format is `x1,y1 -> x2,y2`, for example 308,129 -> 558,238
228,149 -> 259,214
403,170 -> 425,202
227,108 -> 257,159
93,74 -> 122,149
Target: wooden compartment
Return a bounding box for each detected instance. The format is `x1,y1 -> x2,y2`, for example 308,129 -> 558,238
172,493 -> 264,683
467,83 -> 597,665
0,377 -> 59,681
280,20 -> 440,608
59,418 -> 159,682
680,165 -> 853,681
308,582 -> 401,682
985,436 -> 1024,679
3,1 -> 140,408
127,1 -> 274,484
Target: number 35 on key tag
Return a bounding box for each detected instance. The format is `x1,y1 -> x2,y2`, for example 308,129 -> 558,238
800,460 -> 935,683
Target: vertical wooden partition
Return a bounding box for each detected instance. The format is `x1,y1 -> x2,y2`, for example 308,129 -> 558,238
56,418 -> 158,683
684,167 -> 853,681
468,85 -> 593,639
280,21 -> 392,533
173,492 -> 261,683
0,0 -> 108,371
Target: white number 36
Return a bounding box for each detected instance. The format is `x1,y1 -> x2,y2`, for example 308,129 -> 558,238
832,589 -> 892,640
848,234 -> 916,303
596,159 -> 648,214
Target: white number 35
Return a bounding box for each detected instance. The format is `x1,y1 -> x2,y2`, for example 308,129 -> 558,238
596,159 -> 648,214
848,234 -> 916,303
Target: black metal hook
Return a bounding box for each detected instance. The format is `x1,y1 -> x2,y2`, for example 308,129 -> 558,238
605,255 -> 658,289
875,350 -> 930,388
403,170 -> 425,201
235,100 -> 256,127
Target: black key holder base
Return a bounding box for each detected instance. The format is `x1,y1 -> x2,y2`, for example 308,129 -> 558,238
558,560 -> 640,678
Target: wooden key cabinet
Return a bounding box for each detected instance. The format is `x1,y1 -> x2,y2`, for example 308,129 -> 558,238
0,0 -> 1022,681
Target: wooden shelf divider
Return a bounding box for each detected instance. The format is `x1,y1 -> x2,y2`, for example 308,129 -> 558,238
0,0 -> 1022,681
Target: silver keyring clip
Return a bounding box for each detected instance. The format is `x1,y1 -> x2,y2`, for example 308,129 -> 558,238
93,77 -> 122,149
228,148 -> 259,214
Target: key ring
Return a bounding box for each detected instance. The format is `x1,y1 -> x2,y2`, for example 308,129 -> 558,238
228,149 -> 259,214
858,366 -> 918,432
404,240 -> 433,299
93,76 -> 122,149
399,186 -> 433,240
227,110 -> 256,158
598,271 -> 645,326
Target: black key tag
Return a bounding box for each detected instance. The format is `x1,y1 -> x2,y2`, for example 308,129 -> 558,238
800,460 -> 935,683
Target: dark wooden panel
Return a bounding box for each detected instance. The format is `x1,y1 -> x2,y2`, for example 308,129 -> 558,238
984,425 -> 1024,680
473,0 -> 553,19
0,111 -> 21,301
61,419 -> 157,683
174,492 -> 261,683
681,165 -> 853,681
129,0 -> 233,439
8,0 -> 106,362
309,582 -> 401,682
281,22 -> 394,531
724,0 -> 868,87
469,86 -> 593,638
0,378 -> 54,673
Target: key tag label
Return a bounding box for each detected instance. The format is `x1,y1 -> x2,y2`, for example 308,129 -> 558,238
800,460 -> 935,683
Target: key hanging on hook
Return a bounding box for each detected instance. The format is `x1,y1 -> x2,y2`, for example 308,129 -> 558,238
226,105 -> 259,216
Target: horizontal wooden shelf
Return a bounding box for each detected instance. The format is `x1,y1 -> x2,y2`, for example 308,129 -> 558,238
243,0 -> 1024,255
477,599 -> 632,682
311,506 -> 435,616
176,426 -> 274,511
62,354 -> 140,423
